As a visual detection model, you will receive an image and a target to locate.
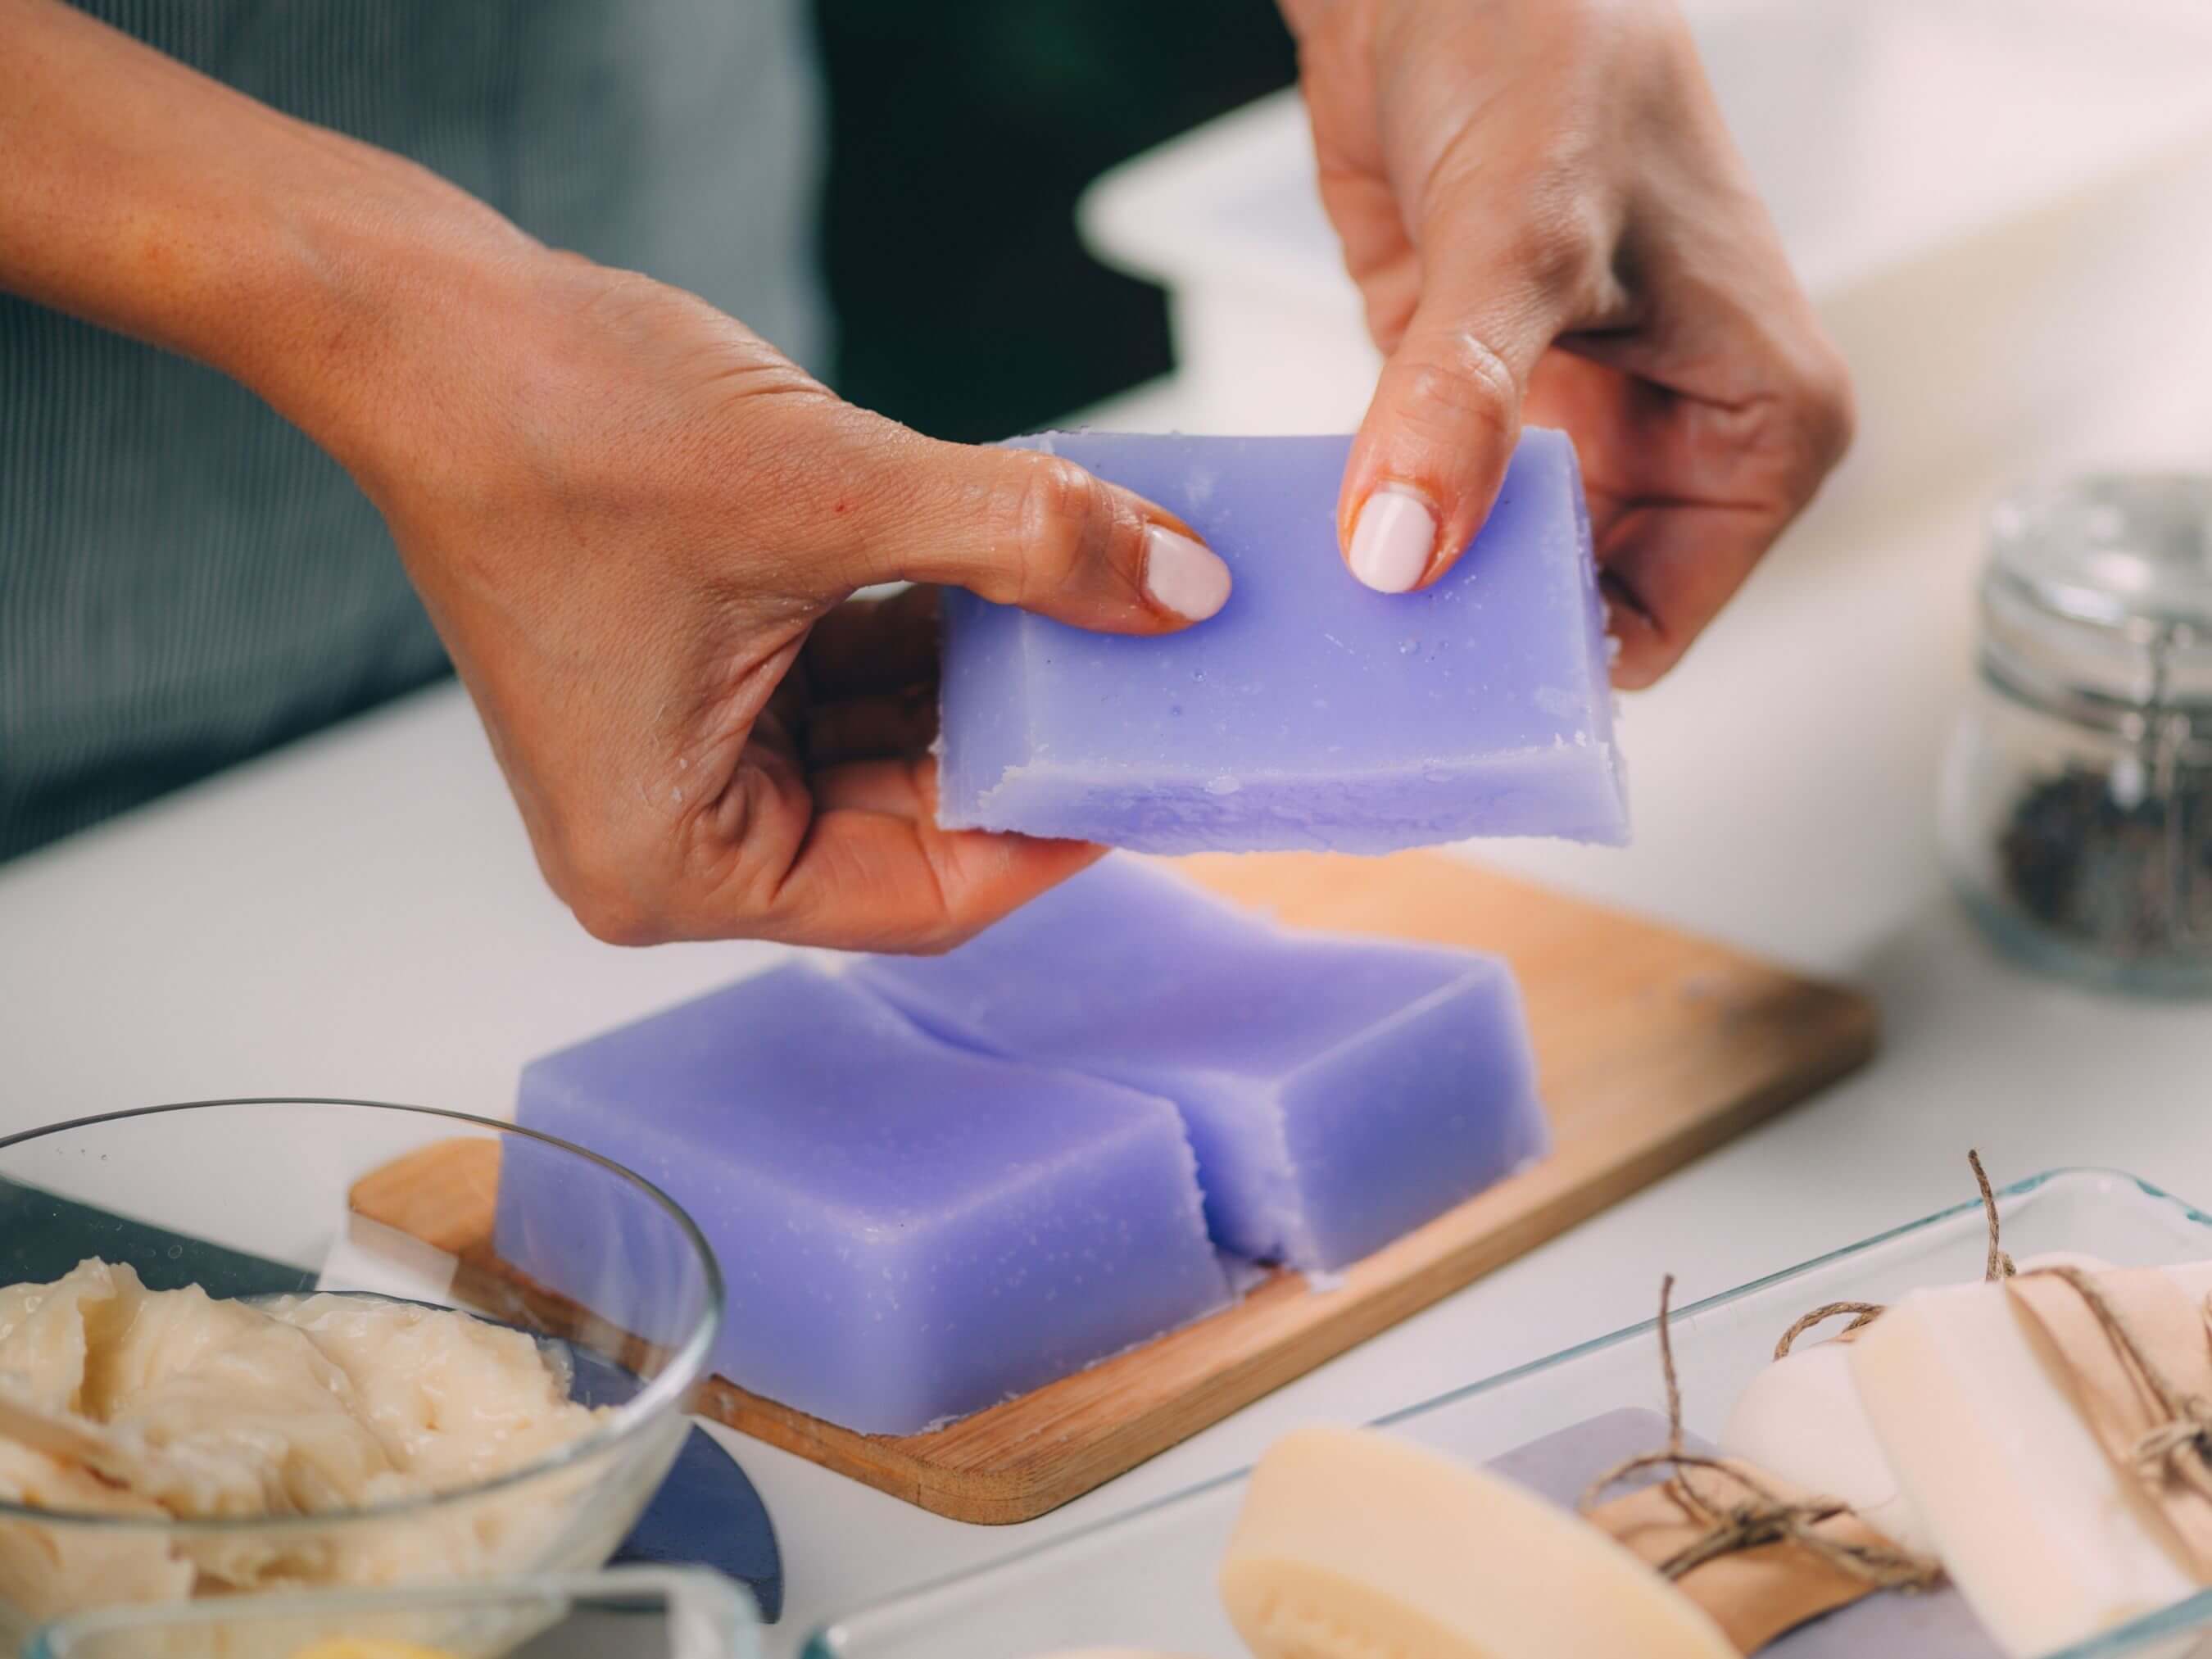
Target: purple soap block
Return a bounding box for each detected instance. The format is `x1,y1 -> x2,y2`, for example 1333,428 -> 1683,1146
936,428 -> 1625,854
852,858 -> 1547,1272
501,962 -> 1231,1435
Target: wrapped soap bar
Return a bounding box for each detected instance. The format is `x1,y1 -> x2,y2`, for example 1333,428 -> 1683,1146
1720,1338 -> 1935,1557
1494,1412 -> 1999,1658
1225,1410 -> 1997,1659
1849,1262 -> 2212,1657
501,963 -> 1232,1435
854,856 -> 1545,1271
936,428 -> 1627,854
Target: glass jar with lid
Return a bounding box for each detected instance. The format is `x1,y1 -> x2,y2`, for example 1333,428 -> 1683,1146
1941,475 -> 2212,994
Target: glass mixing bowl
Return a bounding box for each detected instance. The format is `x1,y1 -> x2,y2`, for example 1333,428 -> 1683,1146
0,1099 -> 723,1648
26,1566 -> 762,1659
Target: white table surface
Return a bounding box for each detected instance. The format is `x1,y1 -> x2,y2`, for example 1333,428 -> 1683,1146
7,365 -> 2212,1655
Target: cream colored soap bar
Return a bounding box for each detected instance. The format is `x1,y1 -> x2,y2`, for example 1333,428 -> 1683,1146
1219,1425 -> 1734,1659
1721,1339 -> 1935,1557
1718,1252 -> 2115,1562
1849,1262 -> 2212,1657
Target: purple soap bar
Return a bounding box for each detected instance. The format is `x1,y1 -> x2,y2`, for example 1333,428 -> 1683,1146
501,962 -> 1231,1435
936,428 -> 1625,854
852,858 -> 1547,1271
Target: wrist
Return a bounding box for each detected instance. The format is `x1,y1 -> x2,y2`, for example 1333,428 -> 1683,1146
0,0 -> 538,470
0,1 -> 546,496
214,145 -> 546,490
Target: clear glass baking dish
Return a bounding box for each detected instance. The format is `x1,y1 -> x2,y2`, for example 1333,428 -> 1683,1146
806,1167 -> 2212,1659
24,1566 -> 761,1659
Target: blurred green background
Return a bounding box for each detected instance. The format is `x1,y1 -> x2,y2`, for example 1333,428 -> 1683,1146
815,0 -> 1299,442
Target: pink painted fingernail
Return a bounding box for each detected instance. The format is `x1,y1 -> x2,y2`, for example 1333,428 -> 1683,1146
1348,485 -> 1438,594
1142,524 -> 1232,621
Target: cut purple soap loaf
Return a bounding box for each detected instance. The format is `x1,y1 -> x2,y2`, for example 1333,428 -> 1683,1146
501,962 -> 1231,1435
936,428 -> 1625,854
501,862 -> 1548,1426
853,857 -> 1547,1272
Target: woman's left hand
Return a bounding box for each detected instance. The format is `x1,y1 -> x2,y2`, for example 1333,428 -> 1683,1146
1285,0 -> 1854,687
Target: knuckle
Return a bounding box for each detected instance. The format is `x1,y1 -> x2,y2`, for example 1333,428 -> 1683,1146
1513,196 -> 1603,299
1000,455 -> 1109,603
1390,329 -> 1520,446
546,832 -> 673,948
1762,334 -> 1857,492
1428,125 -> 1608,299
564,881 -> 664,948
1611,648 -> 1670,692
1797,344 -> 1858,472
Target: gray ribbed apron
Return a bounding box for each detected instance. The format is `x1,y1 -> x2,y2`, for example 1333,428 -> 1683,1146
1,0 -> 825,860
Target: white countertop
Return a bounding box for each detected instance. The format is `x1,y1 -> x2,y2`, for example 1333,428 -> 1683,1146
7,365 -> 2212,1653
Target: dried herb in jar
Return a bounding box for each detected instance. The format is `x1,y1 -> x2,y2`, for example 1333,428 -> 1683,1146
1997,765 -> 2212,961
1942,475 -> 2212,995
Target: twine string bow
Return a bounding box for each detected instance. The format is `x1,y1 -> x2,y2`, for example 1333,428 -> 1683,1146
1581,1275 -> 1944,1591
1598,1149 -> 2212,1608
1766,1149 -> 2212,1522
2029,1263 -> 2212,1506
1775,1149 -> 2013,1360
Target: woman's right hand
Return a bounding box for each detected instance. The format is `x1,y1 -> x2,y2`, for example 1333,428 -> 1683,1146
307,252 -> 1231,953
2,0 -> 1229,953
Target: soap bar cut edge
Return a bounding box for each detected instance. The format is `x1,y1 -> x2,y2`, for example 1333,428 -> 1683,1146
499,963 -> 1236,1438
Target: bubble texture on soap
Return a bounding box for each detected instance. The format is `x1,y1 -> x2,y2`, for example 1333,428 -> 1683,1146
854,858 -> 1548,1271
936,429 -> 1627,854
500,963 -> 1231,1435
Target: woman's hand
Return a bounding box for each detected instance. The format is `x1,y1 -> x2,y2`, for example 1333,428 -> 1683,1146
0,0 -> 1229,953
1285,0 -> 1853,687
327,256 -> 1229,951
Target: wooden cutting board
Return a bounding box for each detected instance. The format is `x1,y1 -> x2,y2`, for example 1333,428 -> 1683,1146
351,850 -> 1874,1524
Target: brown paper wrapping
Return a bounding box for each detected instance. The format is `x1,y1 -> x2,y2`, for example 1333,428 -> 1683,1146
1589,1460 -> 1906,1654
2007,1266 -> 2212,1576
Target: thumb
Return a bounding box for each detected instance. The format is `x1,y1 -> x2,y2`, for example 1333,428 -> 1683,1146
1339,198 -> 1597,594
858,437 -> 1231,633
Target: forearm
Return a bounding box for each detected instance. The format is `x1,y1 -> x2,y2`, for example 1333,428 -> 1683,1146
0,0 -> 537,468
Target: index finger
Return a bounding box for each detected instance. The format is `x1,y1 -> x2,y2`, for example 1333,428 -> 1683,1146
1339,170 -> 1608,593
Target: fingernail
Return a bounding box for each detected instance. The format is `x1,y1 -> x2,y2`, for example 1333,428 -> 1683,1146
1348,485 -> 1438,594
1142,524 -> 1232,621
